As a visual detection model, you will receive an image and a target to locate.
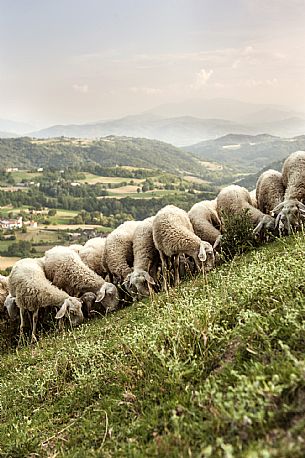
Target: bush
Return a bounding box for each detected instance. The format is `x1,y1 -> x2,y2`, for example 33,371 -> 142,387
219,209 -> 260,260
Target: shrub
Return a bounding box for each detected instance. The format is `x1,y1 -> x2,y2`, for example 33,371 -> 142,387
219,209 -> 260,260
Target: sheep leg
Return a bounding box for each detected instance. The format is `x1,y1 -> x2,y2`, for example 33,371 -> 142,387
31,309 -> 39,343
160,251 -> 169,293
173,255 -> 180,287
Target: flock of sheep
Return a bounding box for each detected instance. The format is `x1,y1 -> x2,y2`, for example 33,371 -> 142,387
1,150 -> 305,343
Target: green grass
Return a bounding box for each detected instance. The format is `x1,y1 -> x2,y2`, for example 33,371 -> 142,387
1,234 -> 305,456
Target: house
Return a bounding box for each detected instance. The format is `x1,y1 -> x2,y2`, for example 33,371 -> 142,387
0,216 -> 23,230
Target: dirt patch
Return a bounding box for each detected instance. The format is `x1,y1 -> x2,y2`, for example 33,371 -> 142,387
0,256 -> 20,269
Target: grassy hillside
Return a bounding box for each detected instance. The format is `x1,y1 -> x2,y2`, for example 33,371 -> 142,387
1,235 -> 305,456
183,134 -> 305,172
0,136 -> 209,178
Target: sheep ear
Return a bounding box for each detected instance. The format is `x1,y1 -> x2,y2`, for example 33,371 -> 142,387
144,271 -> 155,285
95,285 -> 106,303
55,299 -> 69,319
198,242 -> 207,262
271,202 -> 284,216
297,201 -> 305,211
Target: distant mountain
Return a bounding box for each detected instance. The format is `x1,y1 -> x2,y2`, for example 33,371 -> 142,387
146,98 -> 304,123
28,114 -> 253,146
183,134 -> 305,172
0,131 -> 18,138
0,136 -> 210,177
28,100 -> 305,146
0,119 -> 34,135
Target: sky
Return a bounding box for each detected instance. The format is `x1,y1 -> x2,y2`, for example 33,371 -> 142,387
0,0 -> 304,127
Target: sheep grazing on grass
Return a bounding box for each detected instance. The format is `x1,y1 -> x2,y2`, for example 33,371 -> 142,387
256,169 -> 285,215
188,200 -> 221,245
123,217 -> 159,299
249,189 -> 258,208
271,151 -> 305,234
0,275 -> 9,315
216,185 -> 275,239
153,205 -> 215,291
44,246 -> 119,314
78,237 -> 107,277
8,258 -> 84,341
103,221 -> 139,284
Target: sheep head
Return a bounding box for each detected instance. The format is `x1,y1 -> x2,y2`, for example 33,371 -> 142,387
253,214 -> 276,240
80,292 -> 96,318
4,294 -> 18,320
271,200 -> 305,235
191,241 -> 215,273
55,297 -> 84,326
124,270 -> 155,299
95,282 -> 120,313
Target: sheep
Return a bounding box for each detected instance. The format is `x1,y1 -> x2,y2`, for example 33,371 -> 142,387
216,185 -> 275,238
69,244 -> 83,254
249,189 -> 258,208
44,246 -> 119,313
0,275 -> 9,316
8,258 -> 84,341
188,200 -> 221,245
78,237 -> 107,277
256,169 -> 285,215
152,205 -> 215,291
271,151 -> 305,234
103,220 -> 139,284
123,217 -> 160,299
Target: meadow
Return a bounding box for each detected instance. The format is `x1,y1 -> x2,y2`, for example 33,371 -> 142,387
1,233 -> 305,456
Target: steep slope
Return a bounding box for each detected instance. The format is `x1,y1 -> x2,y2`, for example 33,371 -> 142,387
1,234 -> 305,456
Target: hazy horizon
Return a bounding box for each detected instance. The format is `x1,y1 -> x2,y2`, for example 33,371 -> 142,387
1,0 -> 304,128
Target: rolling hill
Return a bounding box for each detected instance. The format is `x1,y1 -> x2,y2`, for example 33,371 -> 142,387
0,136 -> 210,177
184,134 -> 305,172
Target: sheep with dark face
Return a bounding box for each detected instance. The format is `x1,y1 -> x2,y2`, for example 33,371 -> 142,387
271,152 -> 305,235
8,258 -> 84,341
153,205 -> 215,291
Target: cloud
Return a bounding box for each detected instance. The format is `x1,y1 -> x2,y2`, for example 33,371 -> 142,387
72,83 -> 89,93
190,68 -> 213,90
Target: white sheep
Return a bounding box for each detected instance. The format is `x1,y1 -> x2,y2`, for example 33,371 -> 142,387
8,257 -> 84,341
103,220 -> 139,284
249,189 -> 258,208
188,199 -> 221,245
256,169 -> 285,215
44,246 -> 119,313
271,151 -> 305,234
152,205 -> 215,291
216,184 -> 275,238
124,217 -> 159,299
78,237 -> 107,277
